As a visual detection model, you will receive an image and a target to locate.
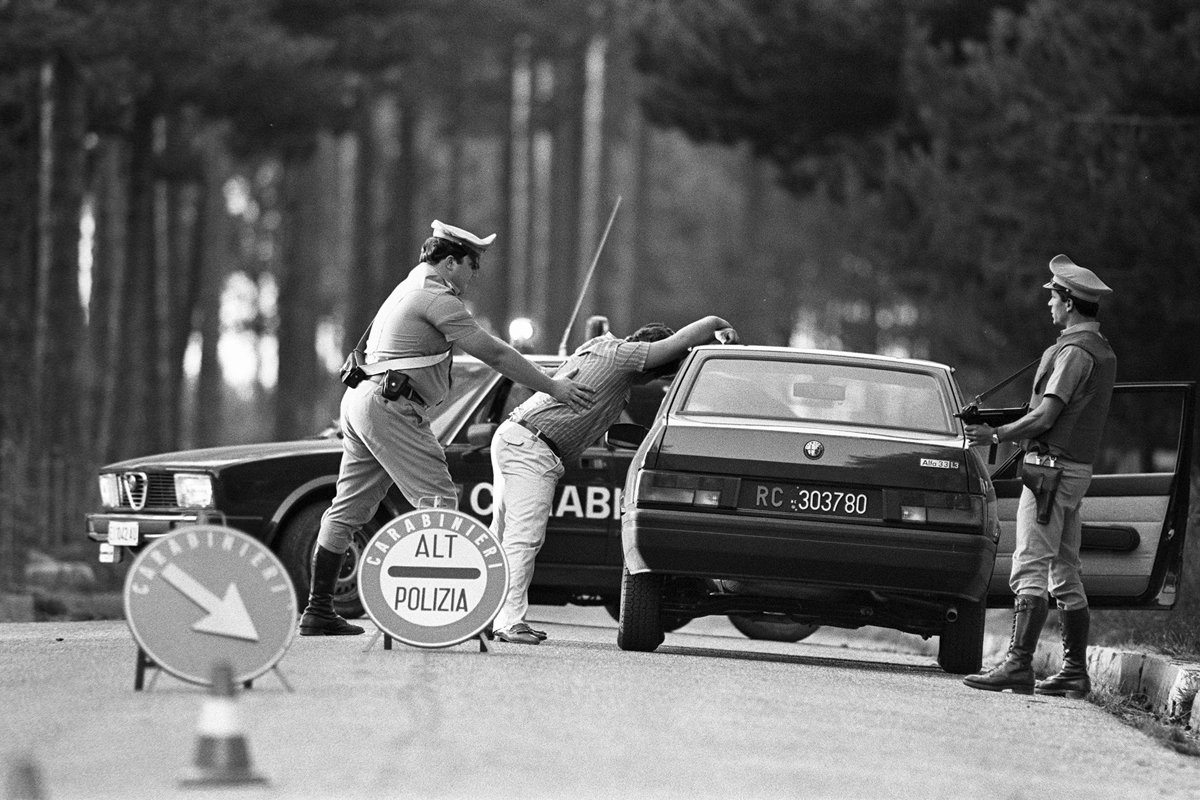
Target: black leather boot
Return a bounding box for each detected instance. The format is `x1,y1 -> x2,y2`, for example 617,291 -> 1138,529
1036,606 -> 1091,698
299,545 -> 364,636
963,594 -> 1048,694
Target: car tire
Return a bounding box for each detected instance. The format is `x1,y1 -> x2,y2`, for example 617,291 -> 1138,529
617,567 -> 665,652
277,502 -> 371,620
727,613 -> 819,643
937,598 -> 986,674
606,599 -> 689,633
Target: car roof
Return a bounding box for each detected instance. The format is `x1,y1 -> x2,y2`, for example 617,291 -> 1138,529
688,345 -> 954,374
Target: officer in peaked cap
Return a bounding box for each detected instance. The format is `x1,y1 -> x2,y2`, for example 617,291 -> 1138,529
298,219 -> 595,637
430,219 -> 496,255
1043,253 -> 1112,305
962,252 -> 1116,698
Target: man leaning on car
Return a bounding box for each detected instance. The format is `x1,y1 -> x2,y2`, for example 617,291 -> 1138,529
962,254 -> 1116,697
489,316 -> 739,644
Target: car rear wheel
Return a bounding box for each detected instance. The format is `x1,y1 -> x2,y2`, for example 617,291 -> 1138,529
727,613 -> 819,643
937,598 -> 986,674
617,567 -> 665,652
277,502 -> 373,620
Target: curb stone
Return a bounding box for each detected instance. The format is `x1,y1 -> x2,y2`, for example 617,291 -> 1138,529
1085,647 -> 1200,729
984,633 -> 1200,729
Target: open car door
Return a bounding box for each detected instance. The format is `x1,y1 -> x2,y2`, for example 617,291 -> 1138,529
987,382 -> 1195,608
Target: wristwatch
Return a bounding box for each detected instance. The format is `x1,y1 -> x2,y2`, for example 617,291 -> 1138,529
991,431 -> 1001,445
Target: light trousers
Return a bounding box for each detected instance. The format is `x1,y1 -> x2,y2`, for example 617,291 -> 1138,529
316,380 -> 457,554
1009,455 -> 1094,611
489,420 -> 564,631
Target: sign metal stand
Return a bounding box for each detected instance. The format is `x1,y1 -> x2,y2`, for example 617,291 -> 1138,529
134,647 -> 293,692
124,525 -> 298,692
367,630 -> 491,653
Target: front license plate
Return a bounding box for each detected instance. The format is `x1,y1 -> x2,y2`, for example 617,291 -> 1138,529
741,482 -> 881,519
107,520 -> 139,546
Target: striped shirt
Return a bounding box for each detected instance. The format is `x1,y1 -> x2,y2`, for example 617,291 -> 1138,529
513,333 -> 651,460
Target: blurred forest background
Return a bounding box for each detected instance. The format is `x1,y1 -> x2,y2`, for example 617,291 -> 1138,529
0,0 -> 1198,640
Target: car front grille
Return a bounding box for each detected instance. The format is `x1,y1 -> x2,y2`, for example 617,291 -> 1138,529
111,472 -> 178,510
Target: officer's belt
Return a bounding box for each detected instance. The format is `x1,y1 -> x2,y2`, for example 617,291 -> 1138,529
511,417 -> 563,460
361,349 -> 450,375
367,374 -> 427,407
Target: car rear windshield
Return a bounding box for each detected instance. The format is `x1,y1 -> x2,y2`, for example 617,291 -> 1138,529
678,357 -> 957,434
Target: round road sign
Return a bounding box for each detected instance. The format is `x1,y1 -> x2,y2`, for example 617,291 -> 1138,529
358,508 -> 509,648
124,525 -> 297,686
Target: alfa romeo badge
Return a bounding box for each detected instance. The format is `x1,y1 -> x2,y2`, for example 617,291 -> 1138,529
124,525 -> 297,686
358,508 -> 509,648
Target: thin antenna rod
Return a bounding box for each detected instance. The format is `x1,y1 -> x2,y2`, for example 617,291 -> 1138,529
558,196 -> 622,356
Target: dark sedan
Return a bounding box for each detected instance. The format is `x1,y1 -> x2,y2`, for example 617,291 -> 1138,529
611,345 -> 1194,674
87,356 -> 670,621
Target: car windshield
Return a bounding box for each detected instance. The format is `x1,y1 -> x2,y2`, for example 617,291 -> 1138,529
678,357 -> 957,434
430,359 -> 502,440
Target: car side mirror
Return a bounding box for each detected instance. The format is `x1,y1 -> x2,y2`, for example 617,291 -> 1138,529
467,422 -> 497,450
605,423 -> 648,450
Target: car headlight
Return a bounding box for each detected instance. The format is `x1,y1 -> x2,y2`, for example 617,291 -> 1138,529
174,473 -> 214,508
98,474 -> 120,508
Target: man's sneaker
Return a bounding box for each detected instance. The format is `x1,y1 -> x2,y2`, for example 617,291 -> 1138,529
494,622 -> 541,645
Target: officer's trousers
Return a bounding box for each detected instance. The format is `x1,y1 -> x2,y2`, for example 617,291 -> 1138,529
1009,455 -> 1094,611
317,380 -> 457,554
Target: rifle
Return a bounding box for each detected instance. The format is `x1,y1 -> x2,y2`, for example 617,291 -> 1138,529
954,357 -> 1039,463
558,196 -> 622,356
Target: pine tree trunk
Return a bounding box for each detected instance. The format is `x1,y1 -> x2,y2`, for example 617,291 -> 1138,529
544,46 -> 585,351
274,152 -> 322,440
120,105 -> 164,457
90,137 -> 130,463
192,125 -> 233,447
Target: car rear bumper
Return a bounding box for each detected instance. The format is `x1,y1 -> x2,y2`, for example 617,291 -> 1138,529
622,508 -> 996,603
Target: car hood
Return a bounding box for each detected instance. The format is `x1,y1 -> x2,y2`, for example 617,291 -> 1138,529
102,439 -> 342,472
651,417 -> 973,492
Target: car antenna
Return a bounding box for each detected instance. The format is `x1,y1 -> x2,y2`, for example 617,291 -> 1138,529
558,196 -> 622,356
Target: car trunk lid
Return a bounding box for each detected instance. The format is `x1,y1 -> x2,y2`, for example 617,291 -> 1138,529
652,417 -> 972,493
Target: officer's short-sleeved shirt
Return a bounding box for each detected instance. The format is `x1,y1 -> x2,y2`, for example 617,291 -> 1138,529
1033,322 -> 1099,408
514,334 -> 651,460
365,264 -> 481,407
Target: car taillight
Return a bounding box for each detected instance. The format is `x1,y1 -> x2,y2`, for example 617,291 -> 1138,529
635,470 -> 738,508
891,491 -> 983,528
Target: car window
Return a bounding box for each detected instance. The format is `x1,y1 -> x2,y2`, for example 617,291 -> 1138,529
620,379 -> 673,428
678,358 -> 957,434
444,360 -> 564,445
1093,389 -> 1186,476
431,360 -> 503,441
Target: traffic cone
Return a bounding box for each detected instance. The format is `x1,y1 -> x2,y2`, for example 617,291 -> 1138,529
4,755 -> 45,800
179,661 -> 268,787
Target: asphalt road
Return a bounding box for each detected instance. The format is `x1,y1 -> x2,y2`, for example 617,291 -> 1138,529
2,607 -> 1198,800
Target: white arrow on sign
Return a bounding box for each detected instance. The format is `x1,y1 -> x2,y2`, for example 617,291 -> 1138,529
161,563 -> 260,642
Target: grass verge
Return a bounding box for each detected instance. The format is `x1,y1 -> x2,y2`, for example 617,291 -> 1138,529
1089,688 -> 1200,757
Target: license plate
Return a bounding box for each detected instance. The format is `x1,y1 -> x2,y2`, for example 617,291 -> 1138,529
741,482 -> 880,518
108,520 -> 139,546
